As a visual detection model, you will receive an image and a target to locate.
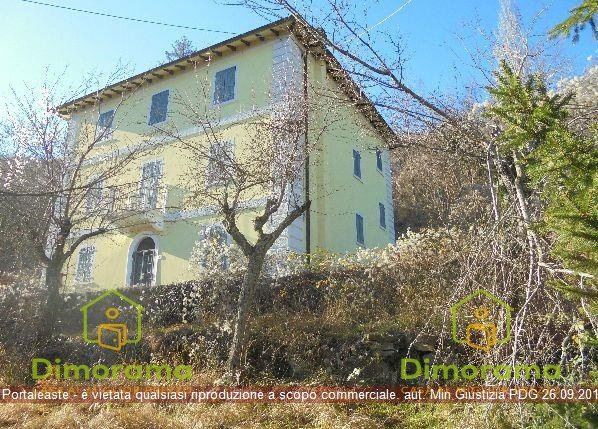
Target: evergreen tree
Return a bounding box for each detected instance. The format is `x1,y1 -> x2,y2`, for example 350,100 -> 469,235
487,62 -> 597,291
549,0 -> 598,42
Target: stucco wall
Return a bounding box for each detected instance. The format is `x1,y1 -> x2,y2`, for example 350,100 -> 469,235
63,33 -> 394,290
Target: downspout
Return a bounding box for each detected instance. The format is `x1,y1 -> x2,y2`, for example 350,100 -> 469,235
302,50 -> 311,260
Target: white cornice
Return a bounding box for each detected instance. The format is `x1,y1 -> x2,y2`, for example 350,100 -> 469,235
83,103 -> 280,166
165,197 -> 268,222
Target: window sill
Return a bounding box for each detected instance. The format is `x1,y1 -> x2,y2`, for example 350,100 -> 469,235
149,118 -> 168,127
95,137 -> 116,146
379,225 -> 387,231
353,174 -> 363,183
212,97 -> 237,107
377,167 -> 384,176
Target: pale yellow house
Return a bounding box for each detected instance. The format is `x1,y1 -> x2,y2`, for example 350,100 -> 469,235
58,17 -> 395,290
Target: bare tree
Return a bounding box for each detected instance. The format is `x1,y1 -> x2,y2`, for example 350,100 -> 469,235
174,102 -> 309,376
0,157 -> 47,276
0,73 -> 153,342
493,0 -> 530,75
165,36 -> 196,61
152,49 -> 343,376
230,1 -> 596,380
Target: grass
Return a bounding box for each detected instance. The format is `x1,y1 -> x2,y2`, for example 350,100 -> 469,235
1,403 -> 594,429
0,403 -> 399,429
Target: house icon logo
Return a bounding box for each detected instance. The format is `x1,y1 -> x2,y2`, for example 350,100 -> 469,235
450,289 -> 512,352
80,290 -> 144,351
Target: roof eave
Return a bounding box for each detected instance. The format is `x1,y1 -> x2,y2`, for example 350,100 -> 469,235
57,16 -> 296,116
57,15 -> 394,142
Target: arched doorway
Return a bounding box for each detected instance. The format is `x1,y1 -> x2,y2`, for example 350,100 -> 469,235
130,237 -> 156,286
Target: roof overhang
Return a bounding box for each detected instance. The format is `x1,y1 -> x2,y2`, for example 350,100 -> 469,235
56,16 -> 296,115
57,15 -> 394,142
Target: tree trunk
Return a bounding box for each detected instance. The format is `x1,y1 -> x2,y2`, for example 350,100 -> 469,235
227,251 -> 266,378
511,152 -> 542,260
37,260 -> 63,345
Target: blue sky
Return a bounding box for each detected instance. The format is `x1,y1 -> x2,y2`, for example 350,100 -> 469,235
0,0 -> 595,103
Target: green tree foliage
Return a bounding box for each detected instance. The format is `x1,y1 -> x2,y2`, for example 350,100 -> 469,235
549,0 -> 598,42
487,62 -> 598,285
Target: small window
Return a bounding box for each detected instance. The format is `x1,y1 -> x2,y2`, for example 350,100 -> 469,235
148,90 -> 169,125
86,177 -> 103,213
353,149 -> 362,179
96,110 -> 114,141
76,246 -> 95,283
206,141 -> 234,186
378,202 -> 386,229
213,66 -> 236,104
376,149 -> 383,172
356,213 -> 364,245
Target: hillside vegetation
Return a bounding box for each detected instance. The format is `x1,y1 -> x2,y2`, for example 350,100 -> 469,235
0,228 -> 595,428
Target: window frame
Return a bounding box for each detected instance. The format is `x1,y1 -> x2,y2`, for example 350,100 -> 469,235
355,212 -> 365,246
148,89 -> 170,126
95,109 -> 115,142
378,202 -> 387,229
126,234 -> 160,287
352,149 -> 362,180
75,245 -> 96,284
138,159 -> 164,210
206,140 -> 235,187
376,148 -> 384,173
85,175 -> 104,214
130,236 -> 157,287
199,223 -> 232,270
212,65 -> 238,106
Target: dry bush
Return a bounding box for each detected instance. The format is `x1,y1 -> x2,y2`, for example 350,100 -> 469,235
391,146 -> 490,234
0,226 -> 593,386
1,402 -> 595,428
